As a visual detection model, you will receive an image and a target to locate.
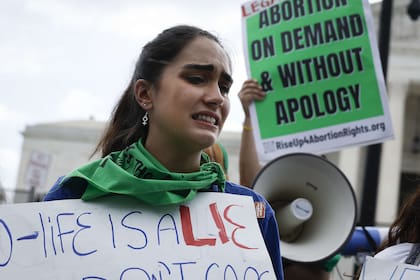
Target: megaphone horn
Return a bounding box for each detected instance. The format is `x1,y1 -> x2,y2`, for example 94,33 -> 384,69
252,153 -> 357,263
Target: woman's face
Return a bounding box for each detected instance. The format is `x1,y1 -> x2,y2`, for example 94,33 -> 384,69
146,36 -> 232,152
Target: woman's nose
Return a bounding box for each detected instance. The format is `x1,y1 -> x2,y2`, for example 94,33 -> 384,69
204,83 -> 224,107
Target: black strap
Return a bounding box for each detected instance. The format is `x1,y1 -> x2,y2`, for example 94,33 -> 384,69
405,243 -> 420,265
361,226 -> 379,252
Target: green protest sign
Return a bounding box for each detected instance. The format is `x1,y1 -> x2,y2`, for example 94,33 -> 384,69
241,0 -> 394,162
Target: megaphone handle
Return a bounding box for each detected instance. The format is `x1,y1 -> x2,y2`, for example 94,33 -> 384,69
361,226 -> 380,252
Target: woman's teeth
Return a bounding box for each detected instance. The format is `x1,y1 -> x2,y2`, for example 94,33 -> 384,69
195,114 -> 216,125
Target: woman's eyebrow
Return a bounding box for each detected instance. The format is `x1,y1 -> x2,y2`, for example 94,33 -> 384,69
183,63 -> 214,72
183,64 -> 233,83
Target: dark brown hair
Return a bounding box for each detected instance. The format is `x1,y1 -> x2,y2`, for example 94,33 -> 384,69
354,187 -> 420,280
379,186 -> 420,249
93,25 -> 225,157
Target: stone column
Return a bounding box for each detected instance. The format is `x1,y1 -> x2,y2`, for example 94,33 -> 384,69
375,81 -> 408,225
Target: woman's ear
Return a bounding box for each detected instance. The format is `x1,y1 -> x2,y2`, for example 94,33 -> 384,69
134,79 -> 153,110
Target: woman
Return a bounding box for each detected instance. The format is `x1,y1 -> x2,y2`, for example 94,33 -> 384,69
355,187 -> 420,279
373,187 -> 420,265
43,25 -> 284,279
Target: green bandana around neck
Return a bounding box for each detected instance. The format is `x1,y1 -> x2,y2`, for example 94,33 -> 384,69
63,140 -> 226,206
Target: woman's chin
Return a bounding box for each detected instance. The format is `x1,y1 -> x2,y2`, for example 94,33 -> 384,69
197,135 -> 217,149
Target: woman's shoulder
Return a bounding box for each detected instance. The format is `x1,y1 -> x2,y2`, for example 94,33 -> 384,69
223,181 -> 275,221
374,242 -> 415,263
224,181 -> 269,203
43,176 -> 87,201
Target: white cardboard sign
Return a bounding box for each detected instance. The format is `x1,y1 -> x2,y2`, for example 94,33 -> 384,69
360,256 -> 420,280
0,193 -> 275,279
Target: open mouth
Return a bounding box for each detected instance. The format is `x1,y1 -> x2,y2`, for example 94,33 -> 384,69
192,114 -> 218,125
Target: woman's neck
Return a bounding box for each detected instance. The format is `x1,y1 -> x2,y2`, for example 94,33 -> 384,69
144,138 -> 202,173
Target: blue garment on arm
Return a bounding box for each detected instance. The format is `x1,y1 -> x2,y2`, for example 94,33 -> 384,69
43,178 -> 284,280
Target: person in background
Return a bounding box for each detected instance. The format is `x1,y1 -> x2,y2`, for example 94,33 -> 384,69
237,78 -> 338,279
373,186 -> 420,265
43,25 -> 284,279
237,79 -> 266,187
203,142 -> 229,178
354,186 -> 420,279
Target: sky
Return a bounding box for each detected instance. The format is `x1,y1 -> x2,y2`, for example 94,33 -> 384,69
0,0 -> 256,192
0,0 -> 382,193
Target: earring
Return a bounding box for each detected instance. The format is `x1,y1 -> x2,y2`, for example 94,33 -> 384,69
142,112 -> 149,126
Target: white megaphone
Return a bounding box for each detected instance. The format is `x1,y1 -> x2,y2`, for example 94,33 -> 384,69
252,153 -> 357,263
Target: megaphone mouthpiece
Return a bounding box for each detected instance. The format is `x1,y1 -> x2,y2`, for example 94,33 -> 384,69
276,198 -> 313,242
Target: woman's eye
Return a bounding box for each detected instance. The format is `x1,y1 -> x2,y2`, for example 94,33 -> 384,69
219,85 -> 230,96
186,75 -> 205,84
219,82 -> 231,96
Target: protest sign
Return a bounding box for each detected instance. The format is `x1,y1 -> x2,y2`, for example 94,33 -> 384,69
360,256 -> 420,280
241,0 -> 394,162
0,193 -> 275,279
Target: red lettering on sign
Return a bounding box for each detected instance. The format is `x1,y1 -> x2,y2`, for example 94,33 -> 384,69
209,203 -> 229,244
180,202 -> 256,249
241,0 -> 276,17
180,205 -> 216,246
224,205 -> 257,250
